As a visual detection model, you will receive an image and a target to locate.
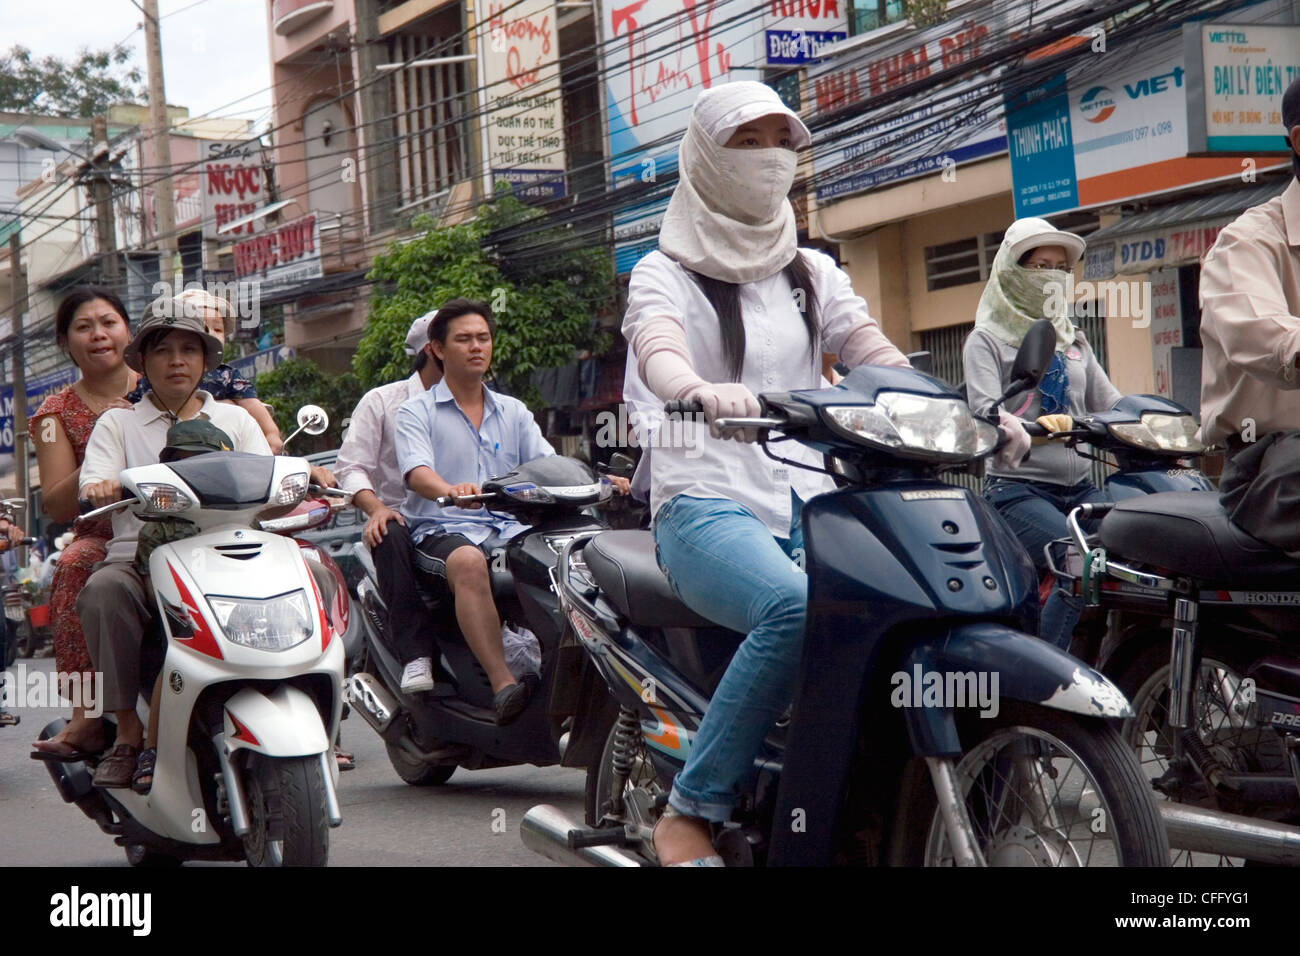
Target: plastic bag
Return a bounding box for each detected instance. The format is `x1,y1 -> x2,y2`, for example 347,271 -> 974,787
501,621 -> 541,681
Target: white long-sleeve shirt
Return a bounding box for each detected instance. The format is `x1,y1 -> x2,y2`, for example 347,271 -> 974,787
622,249 -> 908,536
334,373 -> 427,509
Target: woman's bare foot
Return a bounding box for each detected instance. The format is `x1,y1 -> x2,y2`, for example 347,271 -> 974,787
32,715 -> 107,755
653,811 -> 717,866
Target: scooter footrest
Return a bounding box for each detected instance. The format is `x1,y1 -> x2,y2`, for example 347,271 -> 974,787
567,826 -> 629,849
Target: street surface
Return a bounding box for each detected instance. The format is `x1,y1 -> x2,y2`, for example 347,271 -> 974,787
1,656 -> 582,866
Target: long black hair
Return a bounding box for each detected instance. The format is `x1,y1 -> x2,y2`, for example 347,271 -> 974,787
686,252 -> 819,383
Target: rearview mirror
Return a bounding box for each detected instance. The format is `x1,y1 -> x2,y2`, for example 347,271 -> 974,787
297,405 -> 329,436
992,319 -> 1056,414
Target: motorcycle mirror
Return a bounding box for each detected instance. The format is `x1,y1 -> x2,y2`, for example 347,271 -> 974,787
992,319 -> 1056,414
296,405 -> 329,436
606,452 -> 636,478
906,351 -> 933,374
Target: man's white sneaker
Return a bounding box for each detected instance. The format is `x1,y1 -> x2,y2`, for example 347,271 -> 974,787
400,657 -> 435,693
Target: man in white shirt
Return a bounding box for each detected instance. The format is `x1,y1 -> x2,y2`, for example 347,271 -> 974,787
333,312 -> 444,691
77,300 -> 273,788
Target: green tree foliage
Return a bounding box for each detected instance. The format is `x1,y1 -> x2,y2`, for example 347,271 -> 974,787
357,192 -> 615,406
0,44 -> 145,117
255,357 -> 365,454
903,0 -> 949,28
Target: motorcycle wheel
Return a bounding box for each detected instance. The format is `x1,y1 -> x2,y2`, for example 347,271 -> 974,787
124,843 -> 182,867
904,701 -> 1168,867
385,743 -> 456,786
242,753 -> 329,867
16,621 -> 36,658
585,716 -> 663,831
1118,642 -> 1280,867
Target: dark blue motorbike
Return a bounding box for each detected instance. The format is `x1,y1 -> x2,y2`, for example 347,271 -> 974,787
521,322 -> 1168,867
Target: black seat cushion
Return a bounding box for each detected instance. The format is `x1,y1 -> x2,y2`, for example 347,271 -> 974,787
1099,491 -> 1300,584
584,531 -> 716,628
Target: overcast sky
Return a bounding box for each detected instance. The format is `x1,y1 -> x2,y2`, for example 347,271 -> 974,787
6,0 -> 273,126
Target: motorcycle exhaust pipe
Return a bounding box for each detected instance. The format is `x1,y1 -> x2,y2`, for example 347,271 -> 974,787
520,805 -> 643,867
1160,802 -> 1300,864
346,673 -> 399,735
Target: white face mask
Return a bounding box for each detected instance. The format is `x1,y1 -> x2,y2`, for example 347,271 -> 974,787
714,148 -> 797,224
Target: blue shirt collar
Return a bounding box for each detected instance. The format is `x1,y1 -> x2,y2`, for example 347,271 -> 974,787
431,379 -> 497,420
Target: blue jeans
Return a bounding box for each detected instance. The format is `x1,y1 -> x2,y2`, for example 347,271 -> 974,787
983,477 -> 1108,651
653,492 -> 805,822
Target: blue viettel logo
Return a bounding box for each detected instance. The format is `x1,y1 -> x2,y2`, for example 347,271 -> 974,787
1079,86 -> 1116,123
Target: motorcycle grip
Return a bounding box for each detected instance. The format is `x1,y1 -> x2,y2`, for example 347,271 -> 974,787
1022,421 -> 1047,437
664,399 -> 704,416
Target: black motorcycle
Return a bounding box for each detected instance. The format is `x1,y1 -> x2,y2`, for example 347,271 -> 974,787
346,455 -> 622,785
521,322 -> 1168,867
1060,490 -> 1300,866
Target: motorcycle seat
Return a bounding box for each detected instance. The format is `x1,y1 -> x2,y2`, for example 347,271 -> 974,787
1099,491 -> 1300,584
583,531 -> 717,629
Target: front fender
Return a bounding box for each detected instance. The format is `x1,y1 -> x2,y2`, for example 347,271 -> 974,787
899,621 -> 1132,755
223,685 -> 330,757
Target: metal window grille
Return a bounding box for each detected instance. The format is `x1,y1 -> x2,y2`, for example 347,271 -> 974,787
386,33 -> 469,211
924,231 -> 1004,291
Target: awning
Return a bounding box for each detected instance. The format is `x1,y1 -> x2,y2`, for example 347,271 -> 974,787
1083,177 -> 1290,279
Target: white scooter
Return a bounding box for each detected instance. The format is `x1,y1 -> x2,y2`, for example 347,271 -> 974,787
37,408 -> 349,867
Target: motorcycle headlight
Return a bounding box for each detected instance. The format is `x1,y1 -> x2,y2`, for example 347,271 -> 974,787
136,482 -> 195,515
208,589 -> 313,651
1109,414 -> 1204,454
275,472 -> 309,506
826,392 -> 1000,461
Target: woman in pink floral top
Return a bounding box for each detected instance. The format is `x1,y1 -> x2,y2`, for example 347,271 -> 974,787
30,288 -> 139,760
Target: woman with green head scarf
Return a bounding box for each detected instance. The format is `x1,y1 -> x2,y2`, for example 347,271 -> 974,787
963,217 -> 1123,652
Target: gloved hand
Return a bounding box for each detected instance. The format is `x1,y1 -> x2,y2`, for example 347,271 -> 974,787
686,383 -> 762,442
1036,413 -> 1073,433
995,410 -> 1032,469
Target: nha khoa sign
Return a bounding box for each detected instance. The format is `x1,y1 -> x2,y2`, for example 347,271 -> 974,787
481,0 -> 567,200
810,13 -> 1007,201
233,213 -> 322,292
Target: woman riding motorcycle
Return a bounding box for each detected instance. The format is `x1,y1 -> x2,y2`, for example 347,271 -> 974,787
963,218 -> 1123,650
622,82 -> 1030,865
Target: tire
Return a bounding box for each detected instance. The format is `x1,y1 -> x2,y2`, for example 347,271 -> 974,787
584,716 -> 664,828
899,700 -> 1168,867
242,753 -> 330,867
16,621 -> 36,658
1116,640 -> 1279,866
124,843 -> 182,867
385,742 -> 456,786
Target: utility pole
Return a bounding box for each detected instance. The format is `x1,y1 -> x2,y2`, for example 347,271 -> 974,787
8,233 -> 28,564
143,0 -> 177,286
89,116 -> 120,291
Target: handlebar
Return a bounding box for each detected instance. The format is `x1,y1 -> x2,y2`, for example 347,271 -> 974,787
434,492 -> 497,507
78,494 -> 138,521
663,399 -> 704,416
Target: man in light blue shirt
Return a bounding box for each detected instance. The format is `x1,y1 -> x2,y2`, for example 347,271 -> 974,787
395,299 -> 554,724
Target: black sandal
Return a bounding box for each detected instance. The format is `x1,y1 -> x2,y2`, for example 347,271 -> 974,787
131,748 -> 156,794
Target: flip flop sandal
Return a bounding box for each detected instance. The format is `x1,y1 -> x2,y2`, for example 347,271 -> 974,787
132,748 -> 157,794
92,743 -> 140,789
0,711 -> 19,727
30,740 -> 109,763
334,749 -> 356,771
